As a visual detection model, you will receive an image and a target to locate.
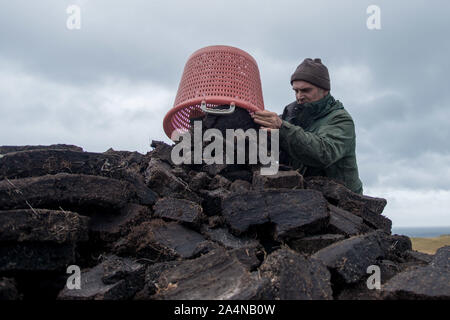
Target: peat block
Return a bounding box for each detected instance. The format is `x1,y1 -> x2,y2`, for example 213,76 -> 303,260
382,234 -> 413,262
327,205 -> 371,237
198,188 -> 231,216
145,158 -> 200,203
0,173 -> 157,215
0,149 -> 141,180
0,209 -> 89,243
113,219 -> 208,261
252,170 -> 304,190
306,176 -> 387,214
431,245 -> 450,269
188,172 -> 212,191
153,197 -> 205,227
134,260 -> 184,299
306,176 -> 391,231
148,140 -> 174,165
0,145 -> 83,154
222,189 -> 329,240
382,265 -> 450,299
201,226 -> 260,250
0,209 -> 89,272
289,234 -> 345,254
88,204 -> 152,242
378,259 -> 402,283
258,247 -> 333,300
58,255 -> 145,300
150,248 -> 270,300
228,246 -> 263,271
312,231 -> 387,285
402,250 -> 433,265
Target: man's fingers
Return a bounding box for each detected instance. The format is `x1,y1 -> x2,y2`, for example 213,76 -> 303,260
252,109 -> 281,129
254,110 -> 274,117
253,118 -> 275,127
254,111 -> 276,118
253,115 -> 278,122
253,118 -> 268,126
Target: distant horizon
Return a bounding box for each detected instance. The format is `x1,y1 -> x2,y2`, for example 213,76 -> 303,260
393,226 -> 450,229
391,226 -> 450,238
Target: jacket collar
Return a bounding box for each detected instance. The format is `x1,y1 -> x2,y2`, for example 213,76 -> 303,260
294,93 -> 343,128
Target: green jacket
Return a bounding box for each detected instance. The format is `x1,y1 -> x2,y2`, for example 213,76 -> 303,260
279,93 -> 363,194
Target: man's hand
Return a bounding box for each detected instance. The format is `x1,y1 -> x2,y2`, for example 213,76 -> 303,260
251,110 -> 282,130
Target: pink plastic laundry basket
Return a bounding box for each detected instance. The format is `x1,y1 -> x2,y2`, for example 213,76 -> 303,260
163,45 -> 265,139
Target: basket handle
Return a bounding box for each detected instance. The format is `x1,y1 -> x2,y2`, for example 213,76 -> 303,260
200,101 -> 236,115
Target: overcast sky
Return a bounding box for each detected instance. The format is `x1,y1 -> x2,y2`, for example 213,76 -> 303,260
1,0 -> 449,227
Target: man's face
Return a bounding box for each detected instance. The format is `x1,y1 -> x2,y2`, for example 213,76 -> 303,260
292,80 -> 327,104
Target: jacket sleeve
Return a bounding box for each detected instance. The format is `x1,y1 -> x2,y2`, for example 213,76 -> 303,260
279,112 -> 355,168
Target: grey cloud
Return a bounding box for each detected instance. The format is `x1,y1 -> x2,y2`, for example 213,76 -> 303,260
0,62 -> 173,152
360,151 -> 450,190
355,96 -> 450,157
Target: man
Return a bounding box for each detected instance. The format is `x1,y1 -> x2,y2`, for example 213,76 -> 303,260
252,58 -> 363,194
